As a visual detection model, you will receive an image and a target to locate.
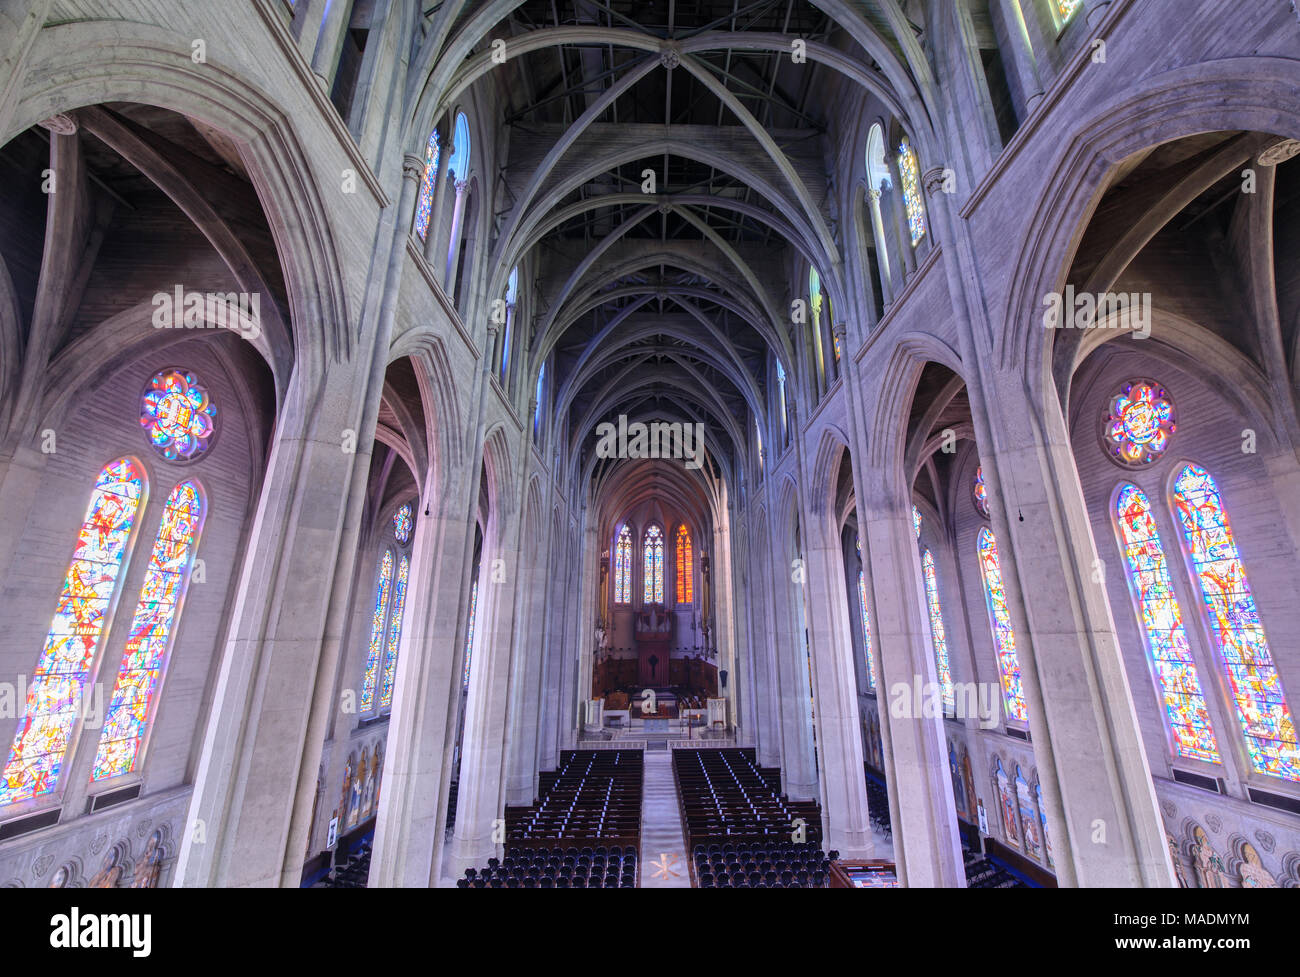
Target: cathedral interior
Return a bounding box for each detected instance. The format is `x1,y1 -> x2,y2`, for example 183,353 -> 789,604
0,0 -> 1298,894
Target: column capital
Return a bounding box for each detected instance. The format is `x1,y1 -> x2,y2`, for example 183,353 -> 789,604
402,153 -> 426,184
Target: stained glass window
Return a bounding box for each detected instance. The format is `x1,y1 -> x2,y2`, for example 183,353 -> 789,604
1104,380 -> 1175,466
1057,0 -> 1081,23
1172,464 -> 1298,782
378,554 -> 409,711
643,525 -> 664,604
922,549 -> 955,712
141,370 -> 216,462
856,535 -> 875,689
675,525 -> 693,604
463,577 -> 478,691
415,127 -> 441,241
1,459 -> 145,805
393,504 -> 413,545
1017,766 -> 1042,859
359,551 -> 394,714
776,361 -> 788,438
973,465 -> 990,518
977,528 -> 1027,723
995,759 -> 1019,846
1114,483 -> 1220,763
92,479 -> 205,781
614,526 -> 632,604
912,505 -> 922,540
897,137 -> 927,245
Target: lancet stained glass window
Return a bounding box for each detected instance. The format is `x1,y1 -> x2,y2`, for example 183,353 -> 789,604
359,551 -> 394,713
675,525 -> 693,604
922,549 -> 955,711
977,528 -> 1027,722
614,526 -> 632,604
912,505 -> 922,540
393,503 -> 413,545
415,127 -> 440,241
1114,483 -> 1220,763
92,479 -> 205,781
644,525 -> 664,604
378,554 -> 409,710
141,370 -> 216,462
1,459 -> 145,805
897,137 -> 927,245
856,535 -> 875,689
973,465 -> 990,518
1172,464 -> 1298,782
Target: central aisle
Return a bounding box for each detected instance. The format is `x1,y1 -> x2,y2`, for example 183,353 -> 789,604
639,750 -> 692,888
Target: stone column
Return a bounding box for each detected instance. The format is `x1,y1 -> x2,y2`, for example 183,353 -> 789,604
866,188 -> 896,309
748,509 -> 782,768
974,369 -> 1175,887
860,473 -> 966,886
310,0 -> 352,88
443,179 -> 469,294
993,0 -> 1045,115
801,496 -> 875,857
767,500 -> 817,801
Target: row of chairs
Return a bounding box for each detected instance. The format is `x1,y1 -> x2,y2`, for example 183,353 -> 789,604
319,843 -> 371,888
864,769 -> 892,839
674,748 -> 823,850
963,848 -> 1027,888
693,841 -> 837,889
504,750 -> 643,843
457,846 -> 639,888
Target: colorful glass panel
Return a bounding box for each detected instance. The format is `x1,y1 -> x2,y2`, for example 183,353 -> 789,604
973,465 -> 990,518
675,525 -> 693,604
643,525 -> 664,604
393,503 -> 413,545
922,549 -> 955,711
415,127 -> 441,241
141,370 -> 216,462
857,567 -> 875,689
1172,465 -> 1298,781
912,505 -> 922,540
1114,483 -> 1220,762
977,528 -> 1027,722
897,137 -> 927,245
1104,380 -> 1175,466
91,480 -> 204,780
359,551 -> 394,713
614,526 -> 632,604
378,554 -> 409,710
1,459 -> 144,805
1057,0 -> 1081,22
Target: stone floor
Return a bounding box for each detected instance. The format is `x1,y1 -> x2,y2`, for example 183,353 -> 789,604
638,751 -> 692,888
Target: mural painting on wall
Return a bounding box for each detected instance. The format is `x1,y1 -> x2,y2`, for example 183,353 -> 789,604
1190,824 -> 1226,888
1238,842 -> 1277,888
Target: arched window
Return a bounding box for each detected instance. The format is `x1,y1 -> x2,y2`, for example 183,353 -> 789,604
534,361 -> 546,440
378,554 -> 410,710
359,550 -> 394,714
897,136 -> 927,245
809,267 -> 826,384
977,528 -> 1027,723
501,266 -> 519,384
775,360 -> 788,444
613,526 -> 632,604
0,458 -> 146,805
995,758 -> 1019,846
911,504 -> 921,540
1017,766 -> 1041,859
415,127 -> 440,241
463,577 -> 478,691
972,465 -> 990,518
1113,483 -> 1220,763
643,525 -> 664,604
92,479 -> 206,781
922,549 -> 955,712
1171,464 -> 1298,782
856,535 -> 875,689
447,112 -> 470,182
864,123 -> 893,285
675,525 -> 693,604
